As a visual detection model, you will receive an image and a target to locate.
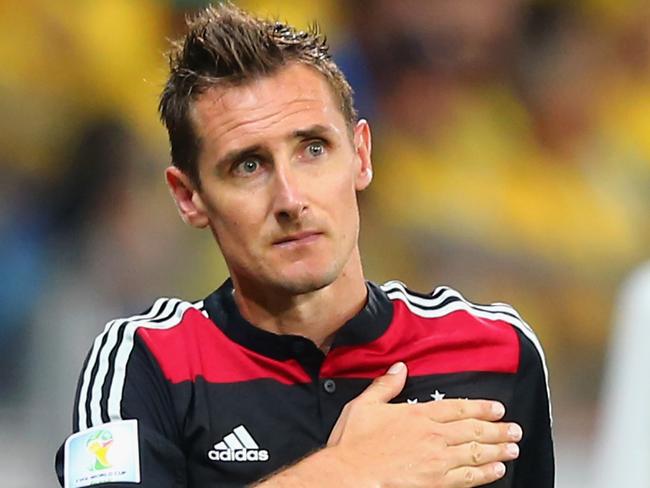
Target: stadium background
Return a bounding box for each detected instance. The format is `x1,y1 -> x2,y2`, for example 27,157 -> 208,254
1,0 -> 648,486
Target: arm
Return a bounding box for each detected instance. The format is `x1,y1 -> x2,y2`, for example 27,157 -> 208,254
508,331 -> 555,487
55,332 -> 186,487
256,362 -> 522,488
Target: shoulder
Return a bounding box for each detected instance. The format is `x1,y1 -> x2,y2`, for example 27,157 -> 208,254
75,297 -> 206,429
380,279 -> 549,378
87,296 -> 212,379
381,280 -> 533,330
96,297 -> 208,346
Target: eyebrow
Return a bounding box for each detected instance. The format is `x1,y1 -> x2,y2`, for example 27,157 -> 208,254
216,144 -> 263,170
215,124 -> 336,169
292,124 -> 335,140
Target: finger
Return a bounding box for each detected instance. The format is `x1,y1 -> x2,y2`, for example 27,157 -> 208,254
437,419 -> 523,446
446,441 -> 519,468
419,398 -> 506,423
355,362 -> 408,404
444,462 -> 507,487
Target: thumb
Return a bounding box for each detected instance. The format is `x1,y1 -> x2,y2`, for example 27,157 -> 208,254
358,362 -> 408,404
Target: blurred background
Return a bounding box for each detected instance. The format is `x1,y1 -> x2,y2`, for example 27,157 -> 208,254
1,0 -> 648,486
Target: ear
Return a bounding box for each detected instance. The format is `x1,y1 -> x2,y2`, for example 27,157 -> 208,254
165,166 -> 210,228
353,119 -> 373,191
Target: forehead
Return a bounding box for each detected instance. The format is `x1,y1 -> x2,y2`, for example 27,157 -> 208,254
191,64 -> 346,155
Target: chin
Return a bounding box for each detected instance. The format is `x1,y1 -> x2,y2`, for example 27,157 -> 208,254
273,266 -> 340,295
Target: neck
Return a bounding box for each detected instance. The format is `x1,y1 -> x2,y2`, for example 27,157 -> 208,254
230,249 -> 368,350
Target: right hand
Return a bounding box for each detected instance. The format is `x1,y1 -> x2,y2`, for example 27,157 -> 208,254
326,362 -> 522,487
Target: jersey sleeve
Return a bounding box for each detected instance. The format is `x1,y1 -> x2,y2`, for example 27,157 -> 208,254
55,327 -> 187,488
507,329 -> 555,487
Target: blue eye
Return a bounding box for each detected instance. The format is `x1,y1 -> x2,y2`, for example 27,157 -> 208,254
307,141 -> 325,157
235,158 -> 260,175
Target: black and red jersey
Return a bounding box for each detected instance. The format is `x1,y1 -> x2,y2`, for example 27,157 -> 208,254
56,279 -> 554,487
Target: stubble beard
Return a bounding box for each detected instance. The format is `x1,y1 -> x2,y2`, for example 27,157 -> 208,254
266,261 -> 341,296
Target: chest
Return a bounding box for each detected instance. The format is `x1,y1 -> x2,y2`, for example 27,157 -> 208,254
171,370 -> 516,487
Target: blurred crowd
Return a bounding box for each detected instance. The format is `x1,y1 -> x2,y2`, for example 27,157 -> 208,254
1,0 -> 649,485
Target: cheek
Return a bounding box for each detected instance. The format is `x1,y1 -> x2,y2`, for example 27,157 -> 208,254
334,169 -> 359,209
208,197 -> 263,248
321,172 -> 359,231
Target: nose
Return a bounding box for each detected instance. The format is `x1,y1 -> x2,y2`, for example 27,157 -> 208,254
271,164 -> 307,222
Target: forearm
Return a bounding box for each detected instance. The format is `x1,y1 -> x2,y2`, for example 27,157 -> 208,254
252,446 -> 366,488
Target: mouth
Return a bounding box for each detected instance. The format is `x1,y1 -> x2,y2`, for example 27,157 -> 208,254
272,231 -> 323,248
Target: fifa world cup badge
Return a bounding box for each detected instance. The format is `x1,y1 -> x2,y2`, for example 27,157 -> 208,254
64,419 -> 140,488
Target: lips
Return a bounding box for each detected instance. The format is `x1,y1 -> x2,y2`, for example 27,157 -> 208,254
272,231 -> 322,247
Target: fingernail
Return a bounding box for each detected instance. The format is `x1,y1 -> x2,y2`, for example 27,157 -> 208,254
507,443 -> 519,457
492,402 -> 505,417
508,424 -> 522,440
494,462 -> 506,477
387,362 -> 405,374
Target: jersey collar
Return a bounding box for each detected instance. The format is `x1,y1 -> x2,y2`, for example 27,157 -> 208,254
203,278 -> 394,361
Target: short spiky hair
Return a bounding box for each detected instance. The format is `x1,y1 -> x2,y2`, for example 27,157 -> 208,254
159,3 -> 357,185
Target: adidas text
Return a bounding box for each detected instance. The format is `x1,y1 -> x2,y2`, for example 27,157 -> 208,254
209,425 -> 269,462
208,448 -> 269,462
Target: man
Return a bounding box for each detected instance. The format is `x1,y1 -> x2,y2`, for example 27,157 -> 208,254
56,4 -> 553,487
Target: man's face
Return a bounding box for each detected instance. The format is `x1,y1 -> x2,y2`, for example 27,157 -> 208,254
169,63 -> 372,295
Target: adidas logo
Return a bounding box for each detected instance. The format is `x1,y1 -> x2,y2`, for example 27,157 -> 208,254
208,425 -> 269,462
